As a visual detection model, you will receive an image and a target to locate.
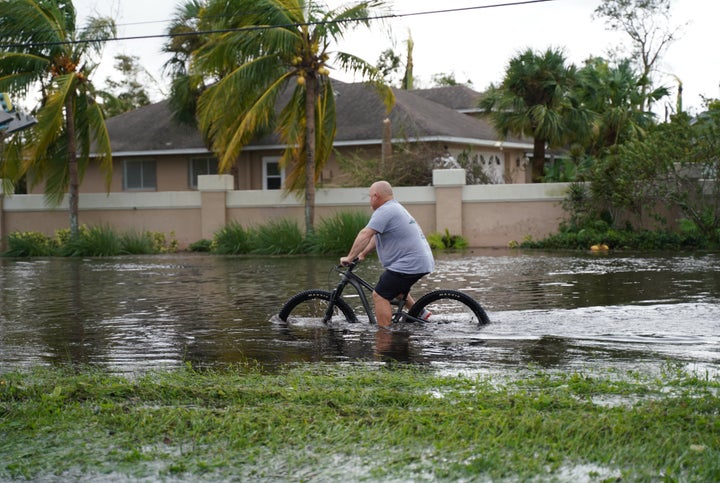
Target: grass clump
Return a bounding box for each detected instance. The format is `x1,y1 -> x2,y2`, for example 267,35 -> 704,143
250,218 -> 306,255
211,212 -> 370,255
3,231 -> 56,257
309,211 -> 370,254
211,220 -> 253,254
1,363 -> 718,481
58,225 -> 122,256
427,228 -> 469,250
3,226 -> 179,257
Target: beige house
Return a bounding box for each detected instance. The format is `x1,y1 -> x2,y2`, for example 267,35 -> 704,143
4,82 -> 563,249
69,81 -> 533,195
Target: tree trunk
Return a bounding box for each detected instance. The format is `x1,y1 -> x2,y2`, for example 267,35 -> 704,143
66,95 -> 80,237
532,136 -> 546,183
304,75 -> 317,236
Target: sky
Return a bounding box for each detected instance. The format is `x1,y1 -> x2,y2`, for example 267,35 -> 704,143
73,0 -> 719,116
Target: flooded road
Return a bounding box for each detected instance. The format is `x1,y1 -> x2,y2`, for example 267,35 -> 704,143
1,250 -> 718,374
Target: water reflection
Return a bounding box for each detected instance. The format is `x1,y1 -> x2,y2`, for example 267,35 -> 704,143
0,250 -> 718,374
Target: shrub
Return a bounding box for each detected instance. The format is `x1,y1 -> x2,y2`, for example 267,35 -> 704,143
310,211 -> 370,254
188,239 -> 213,252
250,218 -> 306,255
212,221 -> 253,254
120,231 -> 157,254
59,225 -> 122,257
150,231 -> 179,253
3,231 -> 56,257
427,229 -> 468,250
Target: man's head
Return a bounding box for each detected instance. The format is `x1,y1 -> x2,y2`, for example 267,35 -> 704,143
369,180 -> 393,210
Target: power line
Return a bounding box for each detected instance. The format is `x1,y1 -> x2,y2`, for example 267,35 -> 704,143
0,0 -> 556,50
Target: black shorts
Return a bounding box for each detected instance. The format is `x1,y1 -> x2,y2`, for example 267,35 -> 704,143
374,270 -> 428,301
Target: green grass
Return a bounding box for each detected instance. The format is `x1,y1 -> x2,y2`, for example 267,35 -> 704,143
2,226 -> 179,257
310,211 -> 371,254
1,362 -> 718,481
211,220 -> 253,254
250,218 -> 307,255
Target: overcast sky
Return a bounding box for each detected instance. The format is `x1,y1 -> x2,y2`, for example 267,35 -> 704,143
74,0 -> 719,115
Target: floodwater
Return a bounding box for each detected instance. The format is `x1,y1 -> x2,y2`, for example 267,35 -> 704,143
1,250 -> 718,375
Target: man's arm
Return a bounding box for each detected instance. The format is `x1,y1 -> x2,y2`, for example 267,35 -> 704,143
340,227 -> 377,265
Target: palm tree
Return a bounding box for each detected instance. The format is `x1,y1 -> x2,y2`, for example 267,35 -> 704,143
162,0 -> 207,126
189,0 -> 393,235
479,48 -> 586,182
576,57 -> 668,157
0,0 -> 116,237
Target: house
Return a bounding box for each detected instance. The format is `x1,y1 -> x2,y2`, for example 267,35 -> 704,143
3,82 -> 571,249
75,81 -> 533,195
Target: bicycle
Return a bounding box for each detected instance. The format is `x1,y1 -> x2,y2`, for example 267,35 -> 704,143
278,259 -> 490,326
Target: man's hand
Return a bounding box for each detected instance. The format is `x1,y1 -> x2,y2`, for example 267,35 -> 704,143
340,255 -> 362,266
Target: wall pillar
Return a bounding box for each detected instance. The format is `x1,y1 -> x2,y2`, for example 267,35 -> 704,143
432,169 -> 465,237
198,174 -> 233,240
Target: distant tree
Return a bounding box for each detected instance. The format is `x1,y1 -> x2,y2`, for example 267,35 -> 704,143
430,72 -> 472,87
587,104 -> 720,241
479,48 -> 590,182
375,31 -> 415,90
575,57 -> 668,158
401,31 -> 414,90
594,0 -> 682,112
376,48 -> 401,85
163,0 -> 207,126
0,0 -> 116,237
97,55 -> 152,118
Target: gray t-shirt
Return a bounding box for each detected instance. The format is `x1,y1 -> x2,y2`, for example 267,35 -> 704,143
367,199 -> 435,274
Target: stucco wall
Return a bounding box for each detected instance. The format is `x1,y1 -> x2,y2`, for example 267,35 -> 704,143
1,173 -> 569,250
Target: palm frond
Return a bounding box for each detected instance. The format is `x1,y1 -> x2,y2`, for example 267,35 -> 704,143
76,92 -> 114,190
0,52 -> 50,94
30,73 -> 74,161
197,55 -> 289,171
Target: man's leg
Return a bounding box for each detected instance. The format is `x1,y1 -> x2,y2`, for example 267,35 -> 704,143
404,294 -> 416,310
372,290 -> 393,327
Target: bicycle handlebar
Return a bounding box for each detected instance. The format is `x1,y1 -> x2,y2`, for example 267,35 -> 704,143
338,257 -> 360,271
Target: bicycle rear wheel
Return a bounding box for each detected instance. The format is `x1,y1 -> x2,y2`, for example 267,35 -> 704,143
279,289 -> 358,324
407,290 -> 490,325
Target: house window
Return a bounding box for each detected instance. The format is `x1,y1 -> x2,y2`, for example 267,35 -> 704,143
189,157 -> 219,189
263,157 -> 285,190
124,159 -> 157,190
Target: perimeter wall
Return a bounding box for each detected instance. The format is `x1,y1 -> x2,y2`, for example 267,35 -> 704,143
0,170 -> 570,250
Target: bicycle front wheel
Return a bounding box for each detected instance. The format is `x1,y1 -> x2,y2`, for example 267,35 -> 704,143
407,290 -> 490,325
278,289 -> 358,324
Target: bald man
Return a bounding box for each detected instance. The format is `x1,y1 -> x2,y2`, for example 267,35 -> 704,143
341,181 -> 435,327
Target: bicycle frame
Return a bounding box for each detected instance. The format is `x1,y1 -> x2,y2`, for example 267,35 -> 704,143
328,261 -> 425,324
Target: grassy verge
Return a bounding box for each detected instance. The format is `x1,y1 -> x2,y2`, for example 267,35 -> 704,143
1,363 -> 718,481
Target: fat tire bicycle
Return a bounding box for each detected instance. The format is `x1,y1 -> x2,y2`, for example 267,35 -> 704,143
278,259 -> 490,326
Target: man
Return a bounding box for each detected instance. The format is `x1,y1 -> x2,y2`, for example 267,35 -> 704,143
340,181 -> 435,327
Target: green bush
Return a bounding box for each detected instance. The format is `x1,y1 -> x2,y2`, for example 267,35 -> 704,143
59,225 -> 122,257
120,231 -> 157,254
3,231 -> 56,257
212,221 -> 253,254
250,218 -> 306,255
310,211 -> 370,254
149,231 -> 179,253
189,239 -> 213,252
519,221 -> 715,251
3,226 -> 179,258
427,229 -> 468,250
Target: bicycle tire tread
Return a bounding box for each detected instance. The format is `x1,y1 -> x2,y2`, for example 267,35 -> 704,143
278,289 -> 358,323
408,289 -> 490,324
